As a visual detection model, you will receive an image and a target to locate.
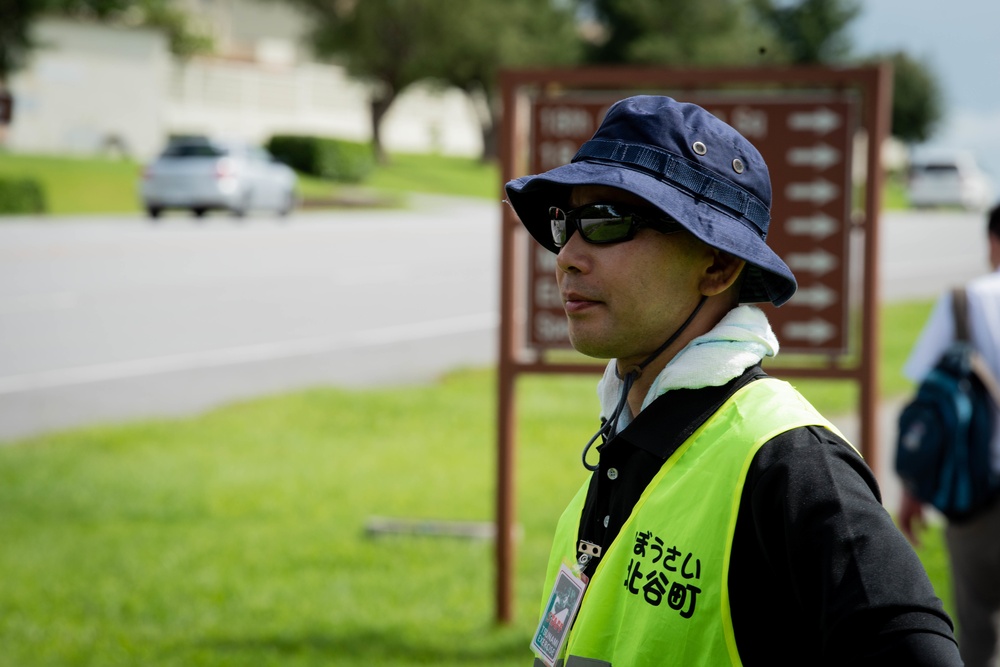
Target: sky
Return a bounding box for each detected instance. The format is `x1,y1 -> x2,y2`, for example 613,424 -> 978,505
848,0 -> 1000,177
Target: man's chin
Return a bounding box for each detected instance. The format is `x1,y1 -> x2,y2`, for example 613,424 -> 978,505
567,332 -> 616,361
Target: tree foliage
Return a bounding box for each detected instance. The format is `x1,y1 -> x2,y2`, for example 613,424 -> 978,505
132,1 -> 213,59
288,0 -> 439,163
1,0 -> 51,84
581,0 -> 782,66
0,0 -> 211,87
418,0 -> 582,161
750,0 -> 859,64
290,0 -> 581,163
580,0 -> 942,144
578,0 -> 862,67
880,51 -> 943,144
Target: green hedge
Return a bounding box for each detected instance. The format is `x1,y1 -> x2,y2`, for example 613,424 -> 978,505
266,135 -> 374,183
0,177 -> 46,215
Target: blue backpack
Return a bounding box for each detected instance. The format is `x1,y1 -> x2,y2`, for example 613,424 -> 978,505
895,288 -> 1000,521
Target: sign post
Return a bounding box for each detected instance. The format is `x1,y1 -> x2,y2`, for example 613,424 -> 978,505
0,89 -> 12,126
495,65 -> 893,624
0,88 -> 13,146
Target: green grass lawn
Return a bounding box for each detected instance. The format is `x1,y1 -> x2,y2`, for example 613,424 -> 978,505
882,170 -> 910,210
0,299 -> 953,666
0,153 -> 145,215
0,371 -> 572,666
0,150 -> 499,216
365,152 -> 501,200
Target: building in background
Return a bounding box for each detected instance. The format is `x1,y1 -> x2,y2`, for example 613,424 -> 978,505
6,18 -> 170,158
5,0 -> 482,160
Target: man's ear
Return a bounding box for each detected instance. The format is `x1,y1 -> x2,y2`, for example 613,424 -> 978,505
700,249 -> 746,297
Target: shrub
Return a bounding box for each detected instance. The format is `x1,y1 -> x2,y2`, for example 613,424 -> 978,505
266,135 -> 374,183
0,178 -> 47,215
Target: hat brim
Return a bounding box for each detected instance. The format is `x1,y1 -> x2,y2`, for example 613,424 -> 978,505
505,160 -> 797,307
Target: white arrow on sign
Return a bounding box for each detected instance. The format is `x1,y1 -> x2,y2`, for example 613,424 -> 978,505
788,108 -> 842,134
783,318 -> 837,344
785,248 -> 838,275
790,283 -> 838,309
787,143 -> 841,169
785,213 -> 839,239
786,179 -> 839,205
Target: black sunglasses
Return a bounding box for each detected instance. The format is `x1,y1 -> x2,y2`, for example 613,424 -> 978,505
548,203 -> 683,248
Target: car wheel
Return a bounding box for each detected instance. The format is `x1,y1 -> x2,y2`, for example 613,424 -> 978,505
192,207 -> 208,218
231,193 -> 251,218
278,190 -> 295,217
147,206 -> 163,219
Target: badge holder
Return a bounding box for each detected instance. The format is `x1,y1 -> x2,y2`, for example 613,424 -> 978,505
530,541 -> 601,667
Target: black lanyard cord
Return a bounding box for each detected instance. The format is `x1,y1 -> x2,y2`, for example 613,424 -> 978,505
580,295 -> 708,471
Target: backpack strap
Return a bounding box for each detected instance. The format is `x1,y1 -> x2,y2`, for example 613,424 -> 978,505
954,287 -> 1000,408
952,287 -> 971,342
971,354 -> 1000,408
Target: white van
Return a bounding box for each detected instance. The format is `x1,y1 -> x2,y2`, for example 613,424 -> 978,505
907,151 -> 995,211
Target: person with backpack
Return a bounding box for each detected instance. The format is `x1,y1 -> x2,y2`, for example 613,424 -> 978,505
508,94 -> 961,666
898,203 -> 1000,667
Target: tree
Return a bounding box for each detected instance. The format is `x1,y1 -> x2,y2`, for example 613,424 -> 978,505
750,0 -> 860,64
583,0 -> 943,146
130,1 -> 214,59
290,0 -> 438,164
289,0 -> 582,164
880,50 -> 943,144
0,1 -> 51,90
420,0 -> 582,162
580,0 -> 783,67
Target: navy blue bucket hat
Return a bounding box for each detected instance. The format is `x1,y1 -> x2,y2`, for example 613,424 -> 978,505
505,95 -> 797,307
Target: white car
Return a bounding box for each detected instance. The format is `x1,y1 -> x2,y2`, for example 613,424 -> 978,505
140,137 -> 298,218
907,151 -> 996,212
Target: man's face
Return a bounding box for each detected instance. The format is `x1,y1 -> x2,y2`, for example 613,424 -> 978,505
556,185 -> 714,368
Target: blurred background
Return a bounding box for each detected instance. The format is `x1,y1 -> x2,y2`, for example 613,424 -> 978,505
2,0 -> 998,183
1,1 -> 998,665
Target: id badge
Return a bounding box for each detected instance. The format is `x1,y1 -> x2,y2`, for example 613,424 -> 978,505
530,564 -> 587,667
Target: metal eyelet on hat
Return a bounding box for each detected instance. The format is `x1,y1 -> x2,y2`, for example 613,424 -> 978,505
732,158 -> 745,174
692,141 -> 707,156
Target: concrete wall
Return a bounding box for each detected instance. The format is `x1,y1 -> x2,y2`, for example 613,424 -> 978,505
7,19 -> 170,158
165,59 -> 483,157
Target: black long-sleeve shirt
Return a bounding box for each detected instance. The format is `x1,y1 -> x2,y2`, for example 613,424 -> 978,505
575,365 -> 961,666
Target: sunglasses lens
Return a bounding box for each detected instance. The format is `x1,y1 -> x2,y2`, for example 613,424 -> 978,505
577,205 -> 635,243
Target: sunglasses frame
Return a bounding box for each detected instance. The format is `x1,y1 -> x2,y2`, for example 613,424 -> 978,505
548,203 -> 682,249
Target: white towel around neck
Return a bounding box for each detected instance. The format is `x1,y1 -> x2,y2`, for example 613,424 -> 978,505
597,305 -> 779,432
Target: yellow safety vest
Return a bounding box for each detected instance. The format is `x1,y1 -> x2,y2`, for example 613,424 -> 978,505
535,378 -> 847,667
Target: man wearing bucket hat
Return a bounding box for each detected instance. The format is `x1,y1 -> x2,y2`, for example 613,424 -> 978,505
508,96 -> 960,666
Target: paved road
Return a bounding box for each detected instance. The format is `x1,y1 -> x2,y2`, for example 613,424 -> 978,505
879,209 -> 987,301
0,195 -> 499,442
0,201 -> 990,509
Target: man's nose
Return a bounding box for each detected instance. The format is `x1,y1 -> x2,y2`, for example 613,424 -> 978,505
555,231 -> 591,274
